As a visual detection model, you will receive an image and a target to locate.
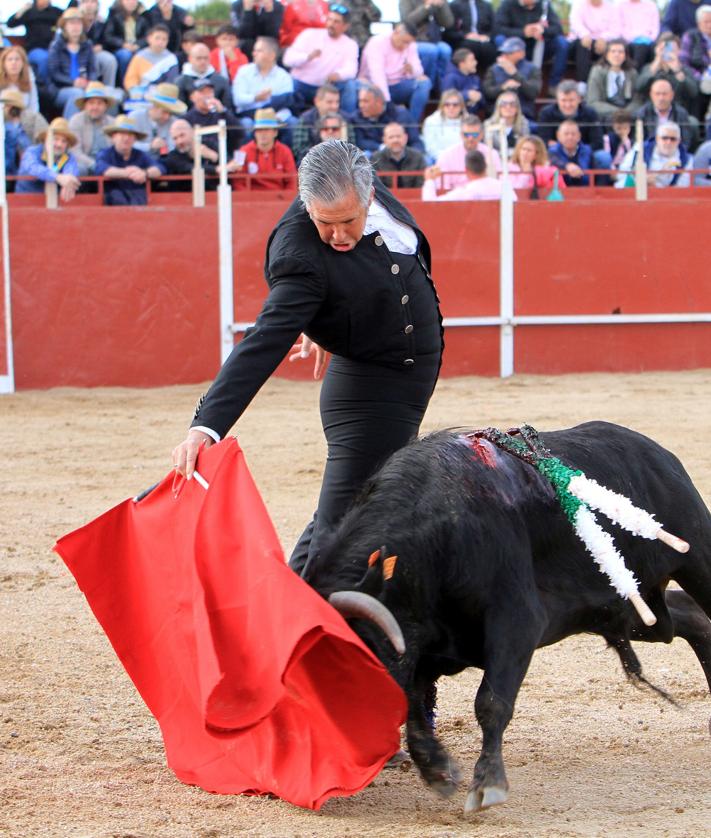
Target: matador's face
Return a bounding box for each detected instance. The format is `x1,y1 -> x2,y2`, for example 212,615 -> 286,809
308,187 -> 374,253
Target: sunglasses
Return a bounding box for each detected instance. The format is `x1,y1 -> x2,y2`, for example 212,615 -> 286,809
500,101 -> 518,107
443,101 -> 461,107
463,131 -> 481,137
659,135 -> 679,141
329,3 -> 349,14
321,125 -> 341,131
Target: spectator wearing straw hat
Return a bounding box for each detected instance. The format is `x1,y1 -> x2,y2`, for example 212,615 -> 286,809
16,117 -> 81,200
233,106 -> 296,189
94,113 -> 166,204
68,81 -> 116,174
185,77 -> 243,154
282,4 -> 359,113
1,89 -> 47,174
47,8 -> 99,119
128,82 -> 186,154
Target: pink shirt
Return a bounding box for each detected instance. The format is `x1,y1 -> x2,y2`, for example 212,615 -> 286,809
358,33 -> 424,102
616,0 -> 660,41
435,141 -> 502,189
282,28 -> 359,86
569,0 -> 620,40
422,177 -> 515,201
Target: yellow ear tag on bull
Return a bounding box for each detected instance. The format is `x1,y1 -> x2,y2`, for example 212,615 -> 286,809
382,555 -> 397,581
368,549 -> 380,567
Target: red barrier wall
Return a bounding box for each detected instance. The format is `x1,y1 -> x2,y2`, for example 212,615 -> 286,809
6,195 -> 711,390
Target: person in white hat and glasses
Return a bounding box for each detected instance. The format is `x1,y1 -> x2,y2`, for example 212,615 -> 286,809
94,114 -> 167,204
16,116 -> 81,201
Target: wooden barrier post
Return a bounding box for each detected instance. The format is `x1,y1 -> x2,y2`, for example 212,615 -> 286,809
216,119 -> 234,366
45,127 -> 58,210
0,105 -> 15,393
192,129 -> 205,208
634,119 -> 648,201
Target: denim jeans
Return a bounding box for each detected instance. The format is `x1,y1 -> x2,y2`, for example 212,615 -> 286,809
27,48 -> 49,85
389,77 -> 432,125
416,41 -> 452,90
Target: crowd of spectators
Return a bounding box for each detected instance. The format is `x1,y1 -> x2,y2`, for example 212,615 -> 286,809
2,0 -> 710,202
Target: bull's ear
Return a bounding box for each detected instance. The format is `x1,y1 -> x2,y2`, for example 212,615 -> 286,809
357,546 -> 385,597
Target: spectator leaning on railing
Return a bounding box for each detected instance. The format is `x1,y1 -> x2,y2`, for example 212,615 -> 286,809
233,106 -> 297,189
371,121 -> 426,188
615,120 -> 693,187
549,118 -> 593,186
422,148 -> 512,200
16,116 -> 81,200
508,133 -> 563,193
93,113 -> 166,205
359,22 -> 433,125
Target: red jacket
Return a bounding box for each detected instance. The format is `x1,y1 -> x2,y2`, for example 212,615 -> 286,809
209,47 -> 249,82
238,139 -> 297,190
279,0 -> 328,47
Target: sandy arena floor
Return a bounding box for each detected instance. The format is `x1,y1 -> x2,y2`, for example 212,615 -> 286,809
1,369 -> 710,838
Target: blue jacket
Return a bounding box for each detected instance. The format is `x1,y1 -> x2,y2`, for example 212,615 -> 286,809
16,143 -> 80,192
440,65 -> 484,113
661,0 -> 701,37
350,101 -> 424,153
47,36 -> 97,97
549,141 -> 592,186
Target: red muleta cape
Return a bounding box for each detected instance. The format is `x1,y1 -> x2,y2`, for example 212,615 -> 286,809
54,438 -> 407,810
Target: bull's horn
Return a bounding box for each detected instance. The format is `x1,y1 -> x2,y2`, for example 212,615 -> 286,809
328,591 -> 406,656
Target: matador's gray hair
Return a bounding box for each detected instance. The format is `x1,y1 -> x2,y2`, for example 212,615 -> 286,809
298,139 -> 373,210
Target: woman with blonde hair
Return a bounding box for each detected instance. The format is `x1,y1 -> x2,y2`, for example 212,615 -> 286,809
508,135 -> 564,194
422,89 -> 465,162
483,91 -> 530,158
0,46 -> 40,112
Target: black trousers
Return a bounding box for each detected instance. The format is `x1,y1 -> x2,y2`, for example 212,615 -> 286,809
289,353 -> 440,577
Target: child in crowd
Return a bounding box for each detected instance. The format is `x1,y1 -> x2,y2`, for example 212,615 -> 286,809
441,48 -> 484,115
602,109 -> 634,171
123,22 -> 178,95
209,25 -> 248,81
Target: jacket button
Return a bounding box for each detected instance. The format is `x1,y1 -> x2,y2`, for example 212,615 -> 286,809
374,235 -> 383,246
401,294 -> 409,304
391,264 -> 400,275
404,324 -> 413,334
403,358 -> 414,365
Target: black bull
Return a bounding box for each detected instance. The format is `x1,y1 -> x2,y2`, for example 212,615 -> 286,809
303,421 -> 711,813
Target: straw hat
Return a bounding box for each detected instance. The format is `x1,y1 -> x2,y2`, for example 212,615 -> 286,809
253,108 -> 283,129
77,81 -> 118,109
103,114 -> 148,139
145,83 -> 187,115
58,7 -> 84,28
38,117 -> 78,146
0,90 -> 26,110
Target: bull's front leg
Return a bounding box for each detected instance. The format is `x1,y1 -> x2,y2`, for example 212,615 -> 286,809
466,615 -> 542,813
406,677 -> 462,798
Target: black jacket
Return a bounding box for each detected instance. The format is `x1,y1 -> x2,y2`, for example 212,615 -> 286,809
191,178 -> 442,438
102,7 -> 150,52
371,147 -> 426,188
7,3 -> 63,51
536,102 -> 603,149
446,0 -> 495,40
494,0 -> 563,41
141,3 -> 192,54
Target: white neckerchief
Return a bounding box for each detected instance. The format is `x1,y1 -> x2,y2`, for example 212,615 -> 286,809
363,199 -> 418,255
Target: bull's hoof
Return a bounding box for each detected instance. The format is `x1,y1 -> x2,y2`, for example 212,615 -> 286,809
464,785 -> 508,814
385,748 -> 412,770
428,760 -> 462,799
